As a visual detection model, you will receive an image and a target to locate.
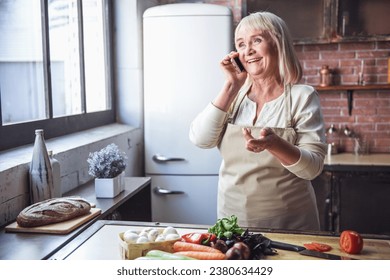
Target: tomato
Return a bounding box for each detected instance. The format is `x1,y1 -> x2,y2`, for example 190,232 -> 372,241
304,242 -> 332,252
181,233 -> 217,245
339,230 -> 364,254
303,243 -> 317,251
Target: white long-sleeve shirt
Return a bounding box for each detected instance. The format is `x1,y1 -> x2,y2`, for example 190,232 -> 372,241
189,84 -> 327,180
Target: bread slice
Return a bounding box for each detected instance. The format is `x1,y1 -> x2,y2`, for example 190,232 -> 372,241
16,197 -> 91,227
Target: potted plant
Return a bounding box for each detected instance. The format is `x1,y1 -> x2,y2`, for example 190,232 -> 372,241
87,143 -> 128,198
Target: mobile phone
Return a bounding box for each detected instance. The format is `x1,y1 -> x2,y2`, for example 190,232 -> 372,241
231,56 -> 245,73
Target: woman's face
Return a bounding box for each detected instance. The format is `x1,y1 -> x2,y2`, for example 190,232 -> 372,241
235,28 -> 279,79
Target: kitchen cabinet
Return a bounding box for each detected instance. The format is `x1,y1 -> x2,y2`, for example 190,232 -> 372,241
311,154 -> 390,235
332,170 -> 390,234
244,0 -> 390,44
338,0 -> 390,39
245,0 -> 334,43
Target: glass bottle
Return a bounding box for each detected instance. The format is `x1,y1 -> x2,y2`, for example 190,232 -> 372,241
29,129 -> 54,204
48,150 -> 61,198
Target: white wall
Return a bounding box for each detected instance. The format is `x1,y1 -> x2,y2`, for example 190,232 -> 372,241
114,0 -> 158,128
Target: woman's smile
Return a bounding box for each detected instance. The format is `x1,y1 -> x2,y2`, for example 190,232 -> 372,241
247,57 -> 262,64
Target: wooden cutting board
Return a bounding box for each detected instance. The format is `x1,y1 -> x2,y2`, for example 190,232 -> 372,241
5,208 -> 101,235
263,232 -> 390,260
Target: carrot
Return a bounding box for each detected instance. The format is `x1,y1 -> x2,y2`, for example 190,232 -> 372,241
173,241 -> 222,254
174,251 -> 226,260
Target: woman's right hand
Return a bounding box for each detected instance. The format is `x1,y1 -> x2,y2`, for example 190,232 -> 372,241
212,52 -> 248,112
220,52 -> 247,86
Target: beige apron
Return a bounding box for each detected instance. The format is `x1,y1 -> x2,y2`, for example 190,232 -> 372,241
217,85 -> 320,231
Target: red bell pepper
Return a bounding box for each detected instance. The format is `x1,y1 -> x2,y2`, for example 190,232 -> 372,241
181,232 -> 217,245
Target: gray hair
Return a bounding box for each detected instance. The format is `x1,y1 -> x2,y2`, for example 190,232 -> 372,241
235,11 -> 302,85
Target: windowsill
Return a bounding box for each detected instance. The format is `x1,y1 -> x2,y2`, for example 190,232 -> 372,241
0,123 -> 138,172
0,123 -> 143,228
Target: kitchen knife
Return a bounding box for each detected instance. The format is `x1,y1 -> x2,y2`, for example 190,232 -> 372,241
270,240 -> 355,260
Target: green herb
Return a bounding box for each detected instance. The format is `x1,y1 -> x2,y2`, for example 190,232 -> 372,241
208,215 -> 245,239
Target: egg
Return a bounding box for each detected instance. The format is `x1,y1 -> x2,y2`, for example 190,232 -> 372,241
138,231 -> 149,238
136,236 -> 149,243
147,229 -> 160,242
123,231 -> 139,243
164,233 -> 180,241
140,227 -> 154,234
155,235 -> 165,242
162,226 -> 178,236
125,229 -> 139,234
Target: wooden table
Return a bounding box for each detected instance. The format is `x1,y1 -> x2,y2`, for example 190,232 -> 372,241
49,220 -> 390,260
0,177 -> 151,260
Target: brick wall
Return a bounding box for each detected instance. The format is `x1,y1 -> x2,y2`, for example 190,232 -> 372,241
296,42 -> 390,85
161,0 -> 390,153
296,41 -> 390,153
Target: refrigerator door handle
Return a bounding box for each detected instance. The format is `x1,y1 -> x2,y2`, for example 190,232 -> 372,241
154,187 -> 185,195
152,154 -> 185,163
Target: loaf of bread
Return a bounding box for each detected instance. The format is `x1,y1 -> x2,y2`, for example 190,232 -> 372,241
16,197 -> 91,227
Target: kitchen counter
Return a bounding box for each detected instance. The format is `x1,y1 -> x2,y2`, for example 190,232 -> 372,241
0,177 -> 151,260
325,153 -> 390,166
49,220 -> 390,260
324,153 -> 390,172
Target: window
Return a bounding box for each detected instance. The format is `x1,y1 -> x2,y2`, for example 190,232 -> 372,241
0,0 -> 114,151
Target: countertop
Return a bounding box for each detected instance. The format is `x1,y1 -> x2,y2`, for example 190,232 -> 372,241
0,177 -> 151,260
49,220 -> 390,260
324,153 -> 390,172
325,153 -> 390,166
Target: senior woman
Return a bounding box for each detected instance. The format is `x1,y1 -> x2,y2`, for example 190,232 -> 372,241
189,11 -> 327,231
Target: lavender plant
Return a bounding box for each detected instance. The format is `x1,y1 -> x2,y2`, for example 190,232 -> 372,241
87,143 -> 128,178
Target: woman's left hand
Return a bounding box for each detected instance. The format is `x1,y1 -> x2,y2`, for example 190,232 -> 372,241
242,127 -> 276,153
242,127 -> 301,166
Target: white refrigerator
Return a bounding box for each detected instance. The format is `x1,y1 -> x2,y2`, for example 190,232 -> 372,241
143,3 -> 232,225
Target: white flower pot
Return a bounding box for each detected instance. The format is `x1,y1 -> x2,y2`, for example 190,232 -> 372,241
95,173 -> 124,198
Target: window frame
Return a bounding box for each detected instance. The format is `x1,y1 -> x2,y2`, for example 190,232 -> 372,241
0,0 -> 115,151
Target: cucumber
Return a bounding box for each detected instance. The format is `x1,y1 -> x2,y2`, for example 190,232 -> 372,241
145,250 -> 196,260
135,256 -> 163,260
